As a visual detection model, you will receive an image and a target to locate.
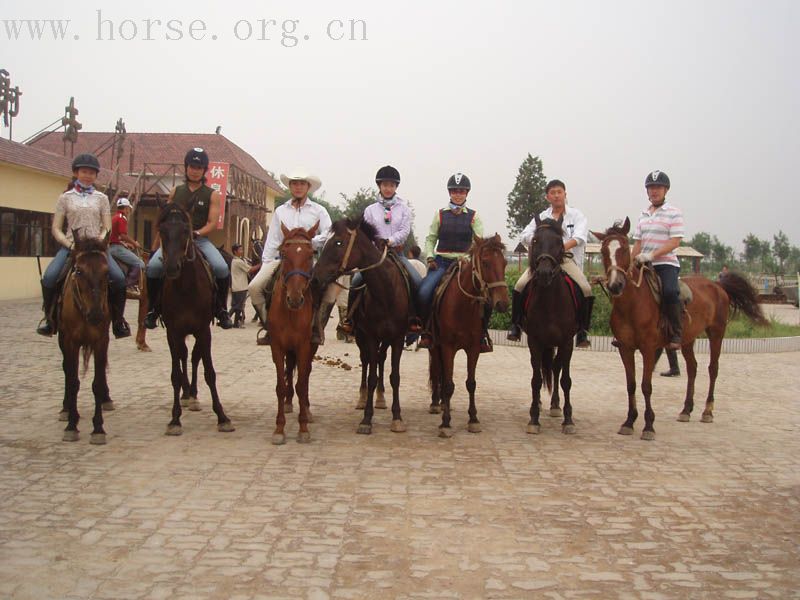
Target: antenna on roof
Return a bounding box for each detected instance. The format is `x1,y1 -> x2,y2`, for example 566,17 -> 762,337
215,125 -> 222,134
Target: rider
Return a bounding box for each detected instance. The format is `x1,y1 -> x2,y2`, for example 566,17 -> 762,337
36,153 -> 131,338
417,172 -> 492,352
109,196 -> 145,292
144,148 -> 234,329
507,179 -> 594,347
248,168 -> 332,346
632,170 -> 685,350
340,165 -> 422,334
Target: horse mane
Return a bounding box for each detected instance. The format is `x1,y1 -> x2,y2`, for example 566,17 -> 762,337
158,202 -> 189,225
604,223 -> 629,238
73,235 -> 107,254
474,233 -> 506,254
333,215 -> 380,244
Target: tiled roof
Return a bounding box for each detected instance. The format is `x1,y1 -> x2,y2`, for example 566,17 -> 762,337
27,131 -> 283,193
0,137 -> 139,190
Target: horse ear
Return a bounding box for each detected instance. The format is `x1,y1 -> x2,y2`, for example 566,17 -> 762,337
592,230 -> 606,242
280,222 -> 290,237
556,215 -> 564,226
622,216 -> 630,234
308,220 -> 320,238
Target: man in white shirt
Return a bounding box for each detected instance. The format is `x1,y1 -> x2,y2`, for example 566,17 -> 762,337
507,179 -> 595,348
248,168 -> 332,345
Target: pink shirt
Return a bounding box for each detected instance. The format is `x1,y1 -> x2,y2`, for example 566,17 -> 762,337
633,202 -> 685,267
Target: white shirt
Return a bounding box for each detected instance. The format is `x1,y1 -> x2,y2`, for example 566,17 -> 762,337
262,198 -> 332,264
520,205 -> 589,270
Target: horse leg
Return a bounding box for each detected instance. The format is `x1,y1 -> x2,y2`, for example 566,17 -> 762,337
356,341 -> 368,409
375,343 -> 387,409
678,343 -> 698,422
284,352 -> 296,415
527,346 -> 543,434
618,347 -> 638,436
465,347 -> 481,433
640,350 -> 657,441
549,351 -> 563,418
90,343 -> 110,444
357,342 -> 379,435
61,339 -> 81,442
438,344 -> 456,438
295,347 -> 313,443
165,333 -> 185,436
197,327 -> 234,433
270,345 -> 287,445
136,272 -> 151,352
186,342 -> 202,411
559,344 -> 575,434
389,340 -> 405,432
179,341 -> 191,406
428,346 -> 442,414
702,336 -> 722,423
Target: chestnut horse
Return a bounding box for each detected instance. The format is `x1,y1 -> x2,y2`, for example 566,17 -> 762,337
428,234 -> 509,437
158,204 -> 234,436
58,235 -> 114,444
594,218 -> 767,440
523,216 -> 578,435
312,218 -> 410,435
267,222 -> 319,445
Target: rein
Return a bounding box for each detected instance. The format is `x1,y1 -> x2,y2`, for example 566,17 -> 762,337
338,228 -> 389,277
69,249 -> 108,320
456,245 -> 506,303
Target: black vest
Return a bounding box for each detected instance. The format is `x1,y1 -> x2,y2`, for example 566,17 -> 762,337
437,208 -> 475,253
173,184 -> 213,231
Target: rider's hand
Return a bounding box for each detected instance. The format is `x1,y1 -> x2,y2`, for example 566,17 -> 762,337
634,252 -> 654,266
427,258 -> 438,271
192,230 -> 200,239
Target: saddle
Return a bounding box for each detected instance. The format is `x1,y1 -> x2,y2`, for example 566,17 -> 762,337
643,269 -> 693,307
523,272 -> 580,314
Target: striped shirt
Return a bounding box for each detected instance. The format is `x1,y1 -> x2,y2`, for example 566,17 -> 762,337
633,202 -> 685,267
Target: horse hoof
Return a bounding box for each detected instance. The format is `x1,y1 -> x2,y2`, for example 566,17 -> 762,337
165,425 -> 183,436
526,424 -> 541,435
90,433 -> 107,445
102,401 -> 115,412
562,424 -> 576,435
438,427 -> 453,438
701,414 -> 714,423
467,422 -> 481,433
428,405 -> 442,414
677,413 -> 691,422
357,424 -> 372,435
549,408 -> 562,418
137,344 -> 152,352
188,398 -> 201,412
375,398 -> 387,410
640,430 -> 655,441
217,421 -> 235,433
62,430 -> 79,442
180,397 -> 189,408
284,402 -> 293,414
58,410 -> 69,422
390,420 -> 406,433
618,426 -> 634,436
272,433 -> 286,445
355,400 -> 366,410
297,431 -> 311,444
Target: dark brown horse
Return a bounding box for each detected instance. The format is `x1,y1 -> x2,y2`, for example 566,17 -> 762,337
158,204 -> 234,436
594,218 -> 767,440
428,234 -> 509,437
523,216 -> 578,434
267,222 -> 319,445
58,235 -> 114,444
311,218 -> 410,435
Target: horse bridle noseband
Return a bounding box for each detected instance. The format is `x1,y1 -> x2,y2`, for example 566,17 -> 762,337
599,235 -> 648,294
280,237 -> 314,286
70,249 -> 109,319
456,246 -> 507,303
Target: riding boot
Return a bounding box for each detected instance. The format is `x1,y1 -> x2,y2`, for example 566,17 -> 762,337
313,301 -> 334,346
417,327 -> 433,350
110,286 -> 131,339
214,277 -> 234,329
506,290 -> 523,342
340,287 -> 357,334
144,277 -> 162,329
665,302 -> 683,350
575,296 -> 595,349
660,348 -> 681,377
480,304 -> 493,353
253,302 -> 270,345
36,282 -> 58,336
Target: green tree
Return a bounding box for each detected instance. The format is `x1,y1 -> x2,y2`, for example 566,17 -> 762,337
710,237 -> 734,266
506,154 -> 547,238
687,232 -> 712,260
741,233 -> 761,266
339,187 -> 378,219
773,230 -> 790,273
787,246 -> 800,274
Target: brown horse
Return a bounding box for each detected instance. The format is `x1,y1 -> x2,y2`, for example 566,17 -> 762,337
428,234 -> 509,437
311,217 -> 410,435
267,222 -> 319,445
158,204 -> 234,436
58,235 -> 114,444
594,218 -> 767,440
523,216 -> 578,435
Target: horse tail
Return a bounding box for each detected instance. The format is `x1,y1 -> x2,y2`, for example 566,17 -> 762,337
81,345 -> 94,377
541,347 -> 554,394
718,273 -> 769,326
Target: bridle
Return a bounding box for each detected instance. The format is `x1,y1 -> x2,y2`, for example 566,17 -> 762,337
160,209 -> 197,273
337,227 -> 388,277
69,249 -> 109,320
280,237 -> 314,289
530,222 -> 565,286
456,243 -> 507,303
598,235 -> 648,295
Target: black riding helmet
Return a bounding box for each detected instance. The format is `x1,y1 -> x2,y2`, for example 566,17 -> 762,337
645,170 -> 670,189
375,165 -> 401,185
71,153 -> 100,173
184,147 -> 210,170
447,172 -> 471,191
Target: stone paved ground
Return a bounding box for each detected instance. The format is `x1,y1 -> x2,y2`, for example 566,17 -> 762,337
1,298 -> 798,600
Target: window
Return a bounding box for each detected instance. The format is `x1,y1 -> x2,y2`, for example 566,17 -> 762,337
0,209 -> 57,257
142,220 -> 152,251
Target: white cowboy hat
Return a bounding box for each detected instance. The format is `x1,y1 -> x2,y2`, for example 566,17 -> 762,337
116,197 -> 132,208
280,168 -> 322,196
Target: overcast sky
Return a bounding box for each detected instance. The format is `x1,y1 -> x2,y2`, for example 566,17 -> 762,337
3,0 -> 798,252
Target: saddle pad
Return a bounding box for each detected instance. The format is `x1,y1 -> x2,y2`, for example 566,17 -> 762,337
678,279 -> 693,305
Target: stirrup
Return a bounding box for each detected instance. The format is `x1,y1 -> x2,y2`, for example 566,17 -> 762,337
417,333 -> 433,349
506,324 -> 521,342
217,311 -> 234,329
339,319 -> 354,334
36,318 -> 55,337
575,330 -> 591,349
408,317 -> 422,333
256,327 -> 271,346
113,320 -> 131,339
479,335 -> 493,353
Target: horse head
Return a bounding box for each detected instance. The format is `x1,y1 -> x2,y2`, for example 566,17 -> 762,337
312,216 -> 379,288
279,221 -> 318,310
157,204 -> 193,280
530,215 -> 565,288
591,217 -> 631,296
70,231 -> 110,326
471,233 -> 509,313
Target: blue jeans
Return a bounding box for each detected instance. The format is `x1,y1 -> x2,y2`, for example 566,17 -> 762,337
146,236 -> 229,279
109,243 -> 145,269
654,264 -> 680,305
418,256 -> 455,318
42,246 -> 126,291
351,253 -> 423,289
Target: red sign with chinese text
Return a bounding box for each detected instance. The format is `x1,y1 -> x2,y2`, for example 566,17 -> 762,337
206,161 -> 229,229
